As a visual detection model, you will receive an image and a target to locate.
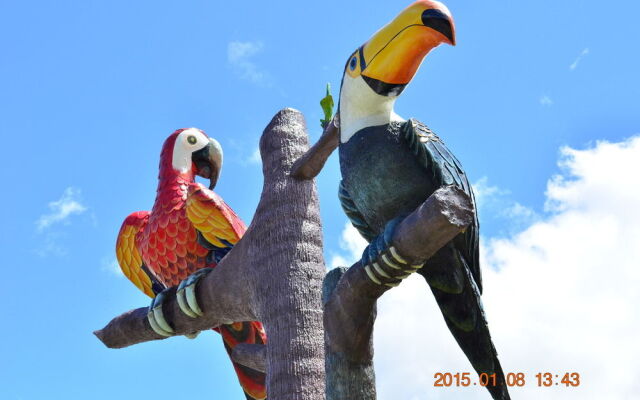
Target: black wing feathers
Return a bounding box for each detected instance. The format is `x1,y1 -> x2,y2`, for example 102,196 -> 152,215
403,119 -> 482,293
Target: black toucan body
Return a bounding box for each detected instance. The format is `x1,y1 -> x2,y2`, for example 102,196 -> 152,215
337,2 -> 510,399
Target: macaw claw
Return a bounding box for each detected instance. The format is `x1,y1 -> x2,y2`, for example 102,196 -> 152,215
176,267 -> 213,319
147,268 -> 213,338
147,291 -> 174,337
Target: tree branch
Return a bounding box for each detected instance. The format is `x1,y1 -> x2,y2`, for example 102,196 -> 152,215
94,259 -> 260,348
323,185 -> 474,399
323,267 -> 377,400
290,115 -> 339,180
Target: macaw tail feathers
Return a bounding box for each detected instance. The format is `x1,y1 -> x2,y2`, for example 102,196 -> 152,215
217,321 -> 268,400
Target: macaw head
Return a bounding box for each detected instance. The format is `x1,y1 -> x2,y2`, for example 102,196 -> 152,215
339,0 -> 455,141
160,128 -> 223,189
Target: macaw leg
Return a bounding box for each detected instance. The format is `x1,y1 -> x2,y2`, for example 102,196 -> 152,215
360,217 -> 425,288
176,267 -> 214,319
147,269 -> 214,339
147,290 -> 175,337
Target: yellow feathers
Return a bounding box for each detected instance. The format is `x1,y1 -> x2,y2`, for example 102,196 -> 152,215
116,217 -> 155,298
186,184 -> 242,249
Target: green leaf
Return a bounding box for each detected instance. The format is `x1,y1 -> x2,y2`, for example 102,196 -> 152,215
320,83 -> 334,129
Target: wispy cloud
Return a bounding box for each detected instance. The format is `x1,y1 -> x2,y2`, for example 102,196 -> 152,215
227,41 -> 271,86
36,187 -> 87,232
101,257 -> 124,277
473,176 -> 539,233
539,95 -> 554,106
329,222 -> 369,269
247,147 -> 261,165
569,47 -> 590,71
35,232 -> 68,257
473,176 -> 507,207
35,187 -> 87,257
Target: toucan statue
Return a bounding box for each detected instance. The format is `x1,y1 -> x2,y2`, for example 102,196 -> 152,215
319,1 -> 510,398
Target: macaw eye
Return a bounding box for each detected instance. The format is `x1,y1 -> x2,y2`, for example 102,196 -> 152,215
349,56 -> 357,71
187,135 -> 197,145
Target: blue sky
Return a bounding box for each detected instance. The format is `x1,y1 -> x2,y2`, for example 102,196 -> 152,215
1,1 -> 639,399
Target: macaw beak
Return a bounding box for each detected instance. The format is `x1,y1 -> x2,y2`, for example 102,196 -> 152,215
191,138 -> 223,190
360,0 -> 456,96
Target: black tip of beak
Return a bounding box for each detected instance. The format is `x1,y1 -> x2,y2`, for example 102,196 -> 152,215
421,9 -> 455,45
208,175 -> 218,190
191,143 -> 220,189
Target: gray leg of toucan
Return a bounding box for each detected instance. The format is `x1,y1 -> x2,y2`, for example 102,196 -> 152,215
360,217 -> 425,287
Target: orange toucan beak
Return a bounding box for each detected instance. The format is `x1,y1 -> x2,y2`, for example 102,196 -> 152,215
359,0 -> 456,95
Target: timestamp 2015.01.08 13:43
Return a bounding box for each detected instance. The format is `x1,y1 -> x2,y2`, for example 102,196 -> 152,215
433,372 -> 580,388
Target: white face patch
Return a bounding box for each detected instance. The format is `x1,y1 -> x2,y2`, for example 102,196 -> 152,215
339,74 -> 405,143
171,128 -> 210,173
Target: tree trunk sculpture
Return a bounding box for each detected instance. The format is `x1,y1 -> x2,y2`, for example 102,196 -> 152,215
95,108 -> 473,400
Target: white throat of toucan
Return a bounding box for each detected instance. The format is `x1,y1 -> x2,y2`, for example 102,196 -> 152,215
339,75 -> 405,143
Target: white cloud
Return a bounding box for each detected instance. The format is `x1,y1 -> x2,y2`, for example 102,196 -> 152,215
34,187 -> 87,257
329,221 -> 368,269
227,41 -> 270,85
473,176 -> 508,210
502,202 -> 537,222
35,232 -> 68,257
333,136 -> 640,399
248,147 -> 261,165
569,48 -> 590,71
101,257 -> 124,277
473,177 -> 538,234
36,187 -> 87,232
540,95 -> 554,106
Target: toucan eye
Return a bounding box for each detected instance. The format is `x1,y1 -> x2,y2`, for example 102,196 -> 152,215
349,56 -> 357,71
187,135 -> 197,145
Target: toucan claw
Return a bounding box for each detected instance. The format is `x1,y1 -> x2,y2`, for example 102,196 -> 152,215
360,218 -> 424,287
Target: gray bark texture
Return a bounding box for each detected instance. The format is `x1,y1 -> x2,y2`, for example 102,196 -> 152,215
322,267 -> 377,400
95,108 -> 326,400
252,109 -> 326,399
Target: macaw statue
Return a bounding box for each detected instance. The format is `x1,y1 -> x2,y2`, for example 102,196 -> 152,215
115,128 -> 266,400
336,1 -> 510,399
